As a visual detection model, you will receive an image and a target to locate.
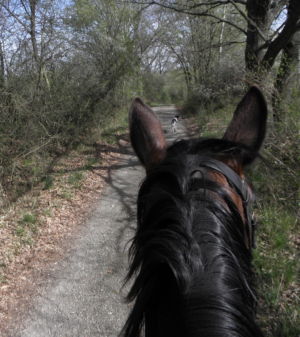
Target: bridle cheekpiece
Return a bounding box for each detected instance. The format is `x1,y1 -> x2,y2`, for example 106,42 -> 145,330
196,157 -> 257,249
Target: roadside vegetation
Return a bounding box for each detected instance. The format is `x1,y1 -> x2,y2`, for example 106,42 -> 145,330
253,106 -> 299,337
0,105 -> 128,326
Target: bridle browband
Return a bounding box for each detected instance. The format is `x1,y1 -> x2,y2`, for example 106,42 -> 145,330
195,157 -> 257,249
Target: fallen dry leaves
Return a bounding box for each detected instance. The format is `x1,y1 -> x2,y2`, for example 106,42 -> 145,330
0,142 -> 123,333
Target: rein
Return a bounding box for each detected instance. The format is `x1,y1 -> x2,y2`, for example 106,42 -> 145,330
195,157 -> 257,249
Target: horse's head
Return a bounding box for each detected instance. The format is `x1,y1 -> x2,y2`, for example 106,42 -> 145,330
129,87 -> 267,249
125,87 -> 268,337
130,86 -> 267,171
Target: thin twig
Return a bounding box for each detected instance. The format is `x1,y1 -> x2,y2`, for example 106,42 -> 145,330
14,136 -> 59,160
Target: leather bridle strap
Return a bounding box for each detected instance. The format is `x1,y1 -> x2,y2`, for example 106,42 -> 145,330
196,157 -> 256,249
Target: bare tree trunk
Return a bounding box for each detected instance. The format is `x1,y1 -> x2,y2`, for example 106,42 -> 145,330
0,41 -> 5,88
219,5 -> 227,65
273,30 -> 300,122
0,182 -> 7,208
262,0 -> 300,72
28,0 -> 39,66
245,0 -> 300,79
245,0 -> 270,72
26,0 -> 44,101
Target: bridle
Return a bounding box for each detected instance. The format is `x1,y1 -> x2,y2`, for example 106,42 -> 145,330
196,157 -> 257,249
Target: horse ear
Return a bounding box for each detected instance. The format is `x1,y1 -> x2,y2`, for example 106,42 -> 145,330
223,86 -> 267,158
129,98 -> 166,169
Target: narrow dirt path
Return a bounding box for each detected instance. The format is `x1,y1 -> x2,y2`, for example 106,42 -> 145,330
9,106 -> 188,337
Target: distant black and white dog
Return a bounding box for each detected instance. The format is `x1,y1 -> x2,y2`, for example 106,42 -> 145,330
171,115 -> 180,133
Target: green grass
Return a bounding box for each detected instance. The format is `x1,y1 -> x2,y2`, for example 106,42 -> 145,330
15,213 -> 39,246
67,172 -> 84,188
246,125 -> 298,337
85,157 -> 99,170
253,203 -> 299,336
19,213 -> 37,226
60,190 -> 74,200
42,175 -> 54,190
0,271 -> 7,284
193,99 -> 236,138
42,208 -> 53,217
250,113 -> 299,336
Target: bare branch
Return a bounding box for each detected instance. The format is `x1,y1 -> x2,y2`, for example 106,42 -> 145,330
196,12 -> 247,35
262,0 -> 300,69
129,1 -> 247,8
0,3 -> 29,32
191,40 -> 246,53
255,19 -> 287,54
132,1 -> 248,35
20,0 -> 31,17
191,0 -> 247,8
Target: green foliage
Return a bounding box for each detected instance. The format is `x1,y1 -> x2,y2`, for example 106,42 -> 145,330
42,176 -> 54,190
99,105 -> 129,144
0,0 -> 140,202
141,70 -> 186,105
190,94 -> 236,138
71,0 -> 98,28
142,72 -> 170,104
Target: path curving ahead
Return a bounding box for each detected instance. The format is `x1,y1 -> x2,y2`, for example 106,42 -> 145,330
10,106 -> 187,337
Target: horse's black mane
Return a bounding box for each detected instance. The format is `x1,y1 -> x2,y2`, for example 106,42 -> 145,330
122,138 -> 264,337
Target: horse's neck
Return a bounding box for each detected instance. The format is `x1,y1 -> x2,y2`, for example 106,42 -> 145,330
143,214 -> 260,337
145,273 -> 184,337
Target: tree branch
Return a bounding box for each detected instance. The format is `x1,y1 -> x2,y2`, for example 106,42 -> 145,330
129,1 -> 247,8
228,0 -> 267,41
137,1 -> 248,35
192,40 -> 246,53
0,4 -> 29,33
262,0 -> 300,69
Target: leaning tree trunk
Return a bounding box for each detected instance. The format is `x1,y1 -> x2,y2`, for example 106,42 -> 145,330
245,0 -> 300,80
273,30 -> 300,122
245,0 -> 270,73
